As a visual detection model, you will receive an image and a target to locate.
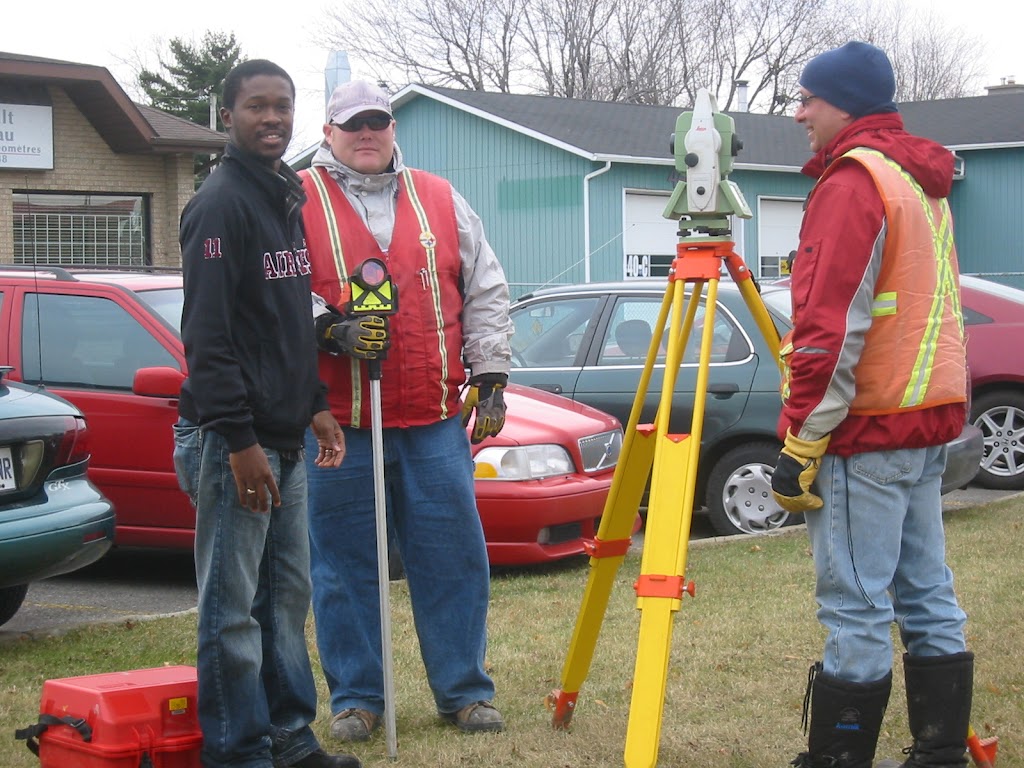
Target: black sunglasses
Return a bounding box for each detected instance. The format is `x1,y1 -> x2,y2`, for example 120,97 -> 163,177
332,114 -> 393,133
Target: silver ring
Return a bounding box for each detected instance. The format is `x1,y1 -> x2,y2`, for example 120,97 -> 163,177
246,488 -> 256,494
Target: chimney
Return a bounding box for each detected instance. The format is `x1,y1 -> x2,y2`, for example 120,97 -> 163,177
735,80 -> 749,112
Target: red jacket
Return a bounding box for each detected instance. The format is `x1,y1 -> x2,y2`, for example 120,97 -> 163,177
779,113 -> 966,456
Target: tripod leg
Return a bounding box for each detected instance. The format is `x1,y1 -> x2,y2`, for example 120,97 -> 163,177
625,278 -> 721,767
548,287 -> 678,729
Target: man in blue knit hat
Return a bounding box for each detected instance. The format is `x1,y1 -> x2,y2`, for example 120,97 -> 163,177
772,41 -> 975,768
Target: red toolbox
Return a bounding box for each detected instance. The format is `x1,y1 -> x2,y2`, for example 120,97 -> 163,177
16,665 -> 202,768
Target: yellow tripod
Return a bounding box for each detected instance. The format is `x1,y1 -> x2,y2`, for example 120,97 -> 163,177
545,89 -> 783,766
545,237 -> 781,766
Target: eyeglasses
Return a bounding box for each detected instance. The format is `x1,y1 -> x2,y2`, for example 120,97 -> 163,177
331,114 -> 393,132
794,94 -> 819,108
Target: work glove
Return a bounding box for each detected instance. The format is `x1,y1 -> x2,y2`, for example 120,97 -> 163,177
461,373 -> 508,444
315,312 -> 390,360
771,428 -> 831,513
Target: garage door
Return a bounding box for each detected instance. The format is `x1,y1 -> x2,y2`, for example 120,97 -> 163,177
624,191 -> 750,279
758,198 -> 805,278
623,192 -> 676,278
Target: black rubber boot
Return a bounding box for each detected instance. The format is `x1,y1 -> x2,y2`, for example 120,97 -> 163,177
789,662 -> 892,768
879,652 -> 973,768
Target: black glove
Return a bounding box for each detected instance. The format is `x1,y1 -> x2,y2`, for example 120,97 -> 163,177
461,373 -> 508,444
771,429 -> 831,513
315,312 -> 390,360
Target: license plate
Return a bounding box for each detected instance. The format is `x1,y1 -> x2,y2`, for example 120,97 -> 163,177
0,445 -> 16,491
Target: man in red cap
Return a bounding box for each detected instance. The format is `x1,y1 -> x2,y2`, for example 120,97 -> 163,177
772,41 -> 974,768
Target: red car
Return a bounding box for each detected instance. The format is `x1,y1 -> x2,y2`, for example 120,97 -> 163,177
0,266 -> 635,566
768,273 -> 1024,490
960,275 -> 1024,490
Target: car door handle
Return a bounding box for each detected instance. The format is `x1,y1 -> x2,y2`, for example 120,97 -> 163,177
531,383 -> 564,395
707,382 -> 740,398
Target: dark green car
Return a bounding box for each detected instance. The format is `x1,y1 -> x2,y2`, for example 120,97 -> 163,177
508,279 -> 981,536
0,368 -> 115,626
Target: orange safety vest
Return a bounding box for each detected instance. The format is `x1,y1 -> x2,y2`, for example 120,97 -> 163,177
300,165 -> 466,429
783,147 -> 967,416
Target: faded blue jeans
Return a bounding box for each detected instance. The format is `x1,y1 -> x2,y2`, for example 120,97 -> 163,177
173,419 -> 323,768
305,417 -> 495,718
805,445 -> 968,683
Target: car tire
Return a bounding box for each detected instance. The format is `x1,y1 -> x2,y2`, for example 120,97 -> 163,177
971,389 -> 1024,490
0,584 -> 29,627
705,441 -> 793,537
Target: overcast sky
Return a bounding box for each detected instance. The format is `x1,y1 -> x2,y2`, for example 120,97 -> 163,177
2,0 -> 1020,158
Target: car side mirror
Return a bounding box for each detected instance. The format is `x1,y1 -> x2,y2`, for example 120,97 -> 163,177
133,366 -> 185,398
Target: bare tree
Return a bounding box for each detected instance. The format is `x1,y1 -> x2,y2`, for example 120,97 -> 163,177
597,0 -> 688,105
848,1 -> 986,101
519,0 -> 617,98
316,0 -> 525,91
313,0 -> 984,110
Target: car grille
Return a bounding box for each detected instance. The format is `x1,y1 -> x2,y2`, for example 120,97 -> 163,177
578,429 -> 622,473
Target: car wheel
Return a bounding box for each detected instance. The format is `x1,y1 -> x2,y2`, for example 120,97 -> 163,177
0,584 -> 29,627
971,389 -> 1024,490
705,441 -> 792,536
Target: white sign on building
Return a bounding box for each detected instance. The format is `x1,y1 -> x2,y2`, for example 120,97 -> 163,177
1,104 -> 54,170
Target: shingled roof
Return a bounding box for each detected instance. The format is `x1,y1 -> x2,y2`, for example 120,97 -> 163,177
0,51 -> 226,154
392,84 -> 1024,171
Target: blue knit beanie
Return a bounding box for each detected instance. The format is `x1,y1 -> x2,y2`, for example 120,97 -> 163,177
799,41 -> 897,117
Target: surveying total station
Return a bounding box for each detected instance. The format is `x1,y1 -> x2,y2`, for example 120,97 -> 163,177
544,89 -> 783,767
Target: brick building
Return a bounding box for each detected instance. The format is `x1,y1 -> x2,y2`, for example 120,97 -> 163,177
0,52 -> 226,267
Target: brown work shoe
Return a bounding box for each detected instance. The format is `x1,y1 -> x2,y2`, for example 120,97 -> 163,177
441,701 -> 505,733
329,708 -> 380,742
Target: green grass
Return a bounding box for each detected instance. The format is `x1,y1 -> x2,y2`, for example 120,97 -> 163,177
2,499 -> 1021,767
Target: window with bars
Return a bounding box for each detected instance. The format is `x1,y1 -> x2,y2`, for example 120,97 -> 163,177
13,192 -> 149,266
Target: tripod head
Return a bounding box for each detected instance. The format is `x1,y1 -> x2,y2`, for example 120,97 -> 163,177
663,88 -> 752,240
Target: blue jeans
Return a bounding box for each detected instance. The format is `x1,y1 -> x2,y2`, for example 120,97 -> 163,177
805,445 -> 968,683
173,419 -> 322,768
305,416 -> 495,717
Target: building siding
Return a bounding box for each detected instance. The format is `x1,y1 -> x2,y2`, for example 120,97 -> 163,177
399,99 -> 592,298
394,95 -> 1024,294
947,148 -> 1024,285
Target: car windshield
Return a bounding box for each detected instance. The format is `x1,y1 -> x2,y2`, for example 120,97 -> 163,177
137,287 -> 184,334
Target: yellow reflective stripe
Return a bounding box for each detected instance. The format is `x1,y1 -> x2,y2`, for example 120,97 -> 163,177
308,169 -> 363,427
847,149 -> 963,407
872,291 -> 897,317
778,339 -> 793,403
400,169 -> 451,418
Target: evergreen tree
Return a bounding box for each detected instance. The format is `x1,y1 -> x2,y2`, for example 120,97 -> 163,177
138,31 -> 244,185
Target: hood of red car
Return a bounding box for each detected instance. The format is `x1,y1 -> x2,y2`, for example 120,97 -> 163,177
481,383 -> 620,448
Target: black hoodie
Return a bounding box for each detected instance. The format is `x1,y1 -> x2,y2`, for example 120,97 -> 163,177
178,143 -> 328,452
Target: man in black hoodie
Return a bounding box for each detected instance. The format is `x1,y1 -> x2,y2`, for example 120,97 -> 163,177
173,59 -> 359,768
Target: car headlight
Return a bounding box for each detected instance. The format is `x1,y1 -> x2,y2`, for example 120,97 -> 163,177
473,444 -> 575,480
